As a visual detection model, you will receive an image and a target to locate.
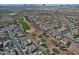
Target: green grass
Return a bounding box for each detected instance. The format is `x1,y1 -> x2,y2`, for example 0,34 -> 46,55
18,18 -> 30,30
0,37 -> 7,42
41,44 -> 48,48
38,33 -> 46,42
52,48 -> 60,54
73,32 -> 79,38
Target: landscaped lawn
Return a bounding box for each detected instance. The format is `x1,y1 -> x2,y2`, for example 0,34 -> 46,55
52,48 -> 60,54
73,32 -> 79,38
38,33 -> 46,42
18,18 -> 30,30
41,44 -> 48,48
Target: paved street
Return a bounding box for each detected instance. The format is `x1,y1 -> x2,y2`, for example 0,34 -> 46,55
6,28 -> 25,55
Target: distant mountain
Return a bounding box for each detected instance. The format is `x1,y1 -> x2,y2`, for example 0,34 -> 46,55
0,4 -> 79,7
